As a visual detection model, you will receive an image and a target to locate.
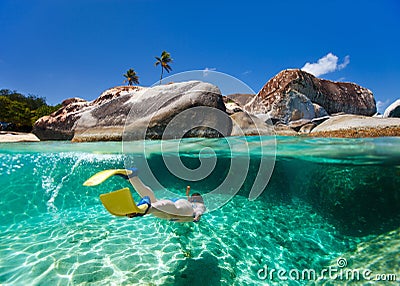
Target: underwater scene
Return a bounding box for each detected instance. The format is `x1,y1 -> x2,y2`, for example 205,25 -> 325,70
0,136 -> 399,285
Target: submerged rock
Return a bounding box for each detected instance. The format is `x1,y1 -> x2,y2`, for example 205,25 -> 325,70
300,164 -> 400,236
245,69 -> 376,120
322,227 -> 400,282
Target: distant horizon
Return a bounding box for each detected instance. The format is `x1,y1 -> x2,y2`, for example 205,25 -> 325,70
1,0 -> 399,113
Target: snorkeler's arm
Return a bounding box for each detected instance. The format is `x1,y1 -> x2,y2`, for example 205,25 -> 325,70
193,206 -> 205,222
193,213 -> 201,222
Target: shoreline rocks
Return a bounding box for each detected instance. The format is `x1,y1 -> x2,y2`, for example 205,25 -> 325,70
31,69 -> 399,141
310,115 -> 400,137
34,81 -> 257,142
0,132 -> 40,142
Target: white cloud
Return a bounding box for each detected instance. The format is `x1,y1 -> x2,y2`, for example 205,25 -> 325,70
242,70 -> 252,75
203,67 -> 216,77
301,53 -> 350,77
376,99 -> 390,114
338,55 -> 350,70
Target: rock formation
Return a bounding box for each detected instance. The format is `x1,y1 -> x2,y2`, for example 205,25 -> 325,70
225,93 -> 255,107
230,112 -> 273,136
33,82 -> 231,141
33,70 -> 398,140
383,99 -> 400,118
312,114 -> 400,132
0,132 -> 40,142
323,227 -> 400,277
311,115 -> 400,137
33,87 -> 140,140
266,90 -> 316,123
245,69 -> 377,121
33,97 -> 91,140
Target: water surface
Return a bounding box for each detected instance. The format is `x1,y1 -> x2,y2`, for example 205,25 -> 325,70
0,136 -> 399,285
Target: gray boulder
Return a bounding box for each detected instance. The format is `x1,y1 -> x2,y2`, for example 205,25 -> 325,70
312,103 -> 329,118
312,114 -> 400,133
33,98 -> 90,140
33,82 -> 227,142
229,112 -> 274,136
223,97 -> 243,115
245,69 -> 376,118
298,123 -> 317,134
383,99 -> 400,118
267,90 -> 316,124
121,82 -> 229,141
288,118 -> 312,131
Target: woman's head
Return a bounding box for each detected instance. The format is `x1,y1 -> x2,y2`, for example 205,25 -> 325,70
190,193 -> 204,203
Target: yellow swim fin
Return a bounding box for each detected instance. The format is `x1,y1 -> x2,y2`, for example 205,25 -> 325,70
99,188 -> 148,217
83,169 -> 133,186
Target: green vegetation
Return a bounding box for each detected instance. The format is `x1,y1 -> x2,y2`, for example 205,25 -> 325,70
155,51 -> 173,84
123,68 -> 140,86
0,89 -> 61,132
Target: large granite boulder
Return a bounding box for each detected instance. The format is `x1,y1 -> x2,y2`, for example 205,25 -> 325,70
115,82 -> 229,141
33,87 -> 141,140
245,69 -> 376,119
33,82 -> 227,141
267,89 -> 315,123
33,97 -> 91,140
383,99 -> 400,118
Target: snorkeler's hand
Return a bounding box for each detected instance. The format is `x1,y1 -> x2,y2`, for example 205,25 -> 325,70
193,215 -> 201,223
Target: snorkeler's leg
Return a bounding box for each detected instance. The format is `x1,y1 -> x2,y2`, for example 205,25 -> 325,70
129,176 -> 157,203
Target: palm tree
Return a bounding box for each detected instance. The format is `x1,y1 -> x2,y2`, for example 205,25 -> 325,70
155,51 -> 173,84
123,68 -> 140,86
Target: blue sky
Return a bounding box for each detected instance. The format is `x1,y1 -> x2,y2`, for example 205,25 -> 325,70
1,0 -> 399,113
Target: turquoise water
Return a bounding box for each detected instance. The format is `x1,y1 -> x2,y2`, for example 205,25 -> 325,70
0,136 -> 399,285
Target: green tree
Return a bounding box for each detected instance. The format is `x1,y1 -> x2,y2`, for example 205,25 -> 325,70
0,96 -> 32,130
155,51 -> 173,84
32,104 -> 62,123
0,89 -> 61,132
123,68 -> 140,86
0,89 -> 46,110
